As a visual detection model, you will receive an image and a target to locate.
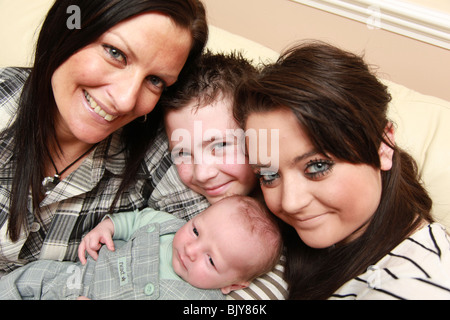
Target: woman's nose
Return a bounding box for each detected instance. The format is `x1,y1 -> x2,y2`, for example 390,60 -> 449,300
108,72 -> 143,113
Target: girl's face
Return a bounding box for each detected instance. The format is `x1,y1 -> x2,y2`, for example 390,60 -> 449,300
246,108 -> 393,248
51,12 -> 192,145
165,97 -> 257,204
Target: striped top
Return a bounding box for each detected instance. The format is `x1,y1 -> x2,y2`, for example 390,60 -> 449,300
331,223 -> 450,300
228,256 -> 288,300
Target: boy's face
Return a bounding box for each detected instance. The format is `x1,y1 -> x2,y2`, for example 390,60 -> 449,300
165,97 -> 257,204
172,198 -> 262,293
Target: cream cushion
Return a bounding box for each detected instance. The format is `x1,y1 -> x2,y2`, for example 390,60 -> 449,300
385,79 -> 450,228
1,0 -> 449,230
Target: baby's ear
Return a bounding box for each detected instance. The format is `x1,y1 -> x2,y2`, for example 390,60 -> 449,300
220,281 -> 250,294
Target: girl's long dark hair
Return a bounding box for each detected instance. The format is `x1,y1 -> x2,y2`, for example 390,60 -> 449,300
3,0 -> 208,241
234,41 -> 432,299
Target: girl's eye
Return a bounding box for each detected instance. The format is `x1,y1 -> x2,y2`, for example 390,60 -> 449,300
255,170 -> 280,187
209,256 -> 215,267
193,227 -> 199,237
305,159 -> 334,179
103,45 -> 126,64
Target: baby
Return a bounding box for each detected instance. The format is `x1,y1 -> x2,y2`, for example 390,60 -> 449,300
0,195 -> 281,300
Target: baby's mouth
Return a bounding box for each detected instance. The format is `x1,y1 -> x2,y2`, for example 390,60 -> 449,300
84,90 -> 118,122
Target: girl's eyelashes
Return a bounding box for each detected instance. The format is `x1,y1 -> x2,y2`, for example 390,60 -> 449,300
305,159 -> 335,179
253,157 -> 335,186
254,170 -> 280,186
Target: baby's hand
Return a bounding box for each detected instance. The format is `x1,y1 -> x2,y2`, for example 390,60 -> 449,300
78,218 -> 115,265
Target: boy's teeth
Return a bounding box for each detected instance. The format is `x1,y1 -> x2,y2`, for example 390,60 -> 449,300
84,90 -> 117,122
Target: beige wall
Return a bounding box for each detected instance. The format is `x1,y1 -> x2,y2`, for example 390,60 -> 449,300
202,0 -> 450,102
408,0 -> 450,13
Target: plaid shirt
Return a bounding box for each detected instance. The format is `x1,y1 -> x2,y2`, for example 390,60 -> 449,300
0,67 -> 209,274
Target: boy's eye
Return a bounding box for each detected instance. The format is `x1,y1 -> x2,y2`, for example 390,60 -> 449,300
193,227 -> 199,236
178,149 -> 191,158
170,148 -> 192,165
214,142 -> 227,149
209,141 -> 229,157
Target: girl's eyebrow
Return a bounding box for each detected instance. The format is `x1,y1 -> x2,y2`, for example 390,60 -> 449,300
250,150 -> 319,171
291,150 -> 319,166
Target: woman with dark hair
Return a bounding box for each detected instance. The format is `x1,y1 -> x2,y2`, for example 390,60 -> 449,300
0,0 -> 208,275
234,41 -> 450,299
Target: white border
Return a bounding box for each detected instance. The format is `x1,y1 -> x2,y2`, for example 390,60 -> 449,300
291,0 -> 450,49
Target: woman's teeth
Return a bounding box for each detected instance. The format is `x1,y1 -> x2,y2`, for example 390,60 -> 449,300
84,91 -> 117,122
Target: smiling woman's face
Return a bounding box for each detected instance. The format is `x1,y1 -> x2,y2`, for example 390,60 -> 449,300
51,12 -> 192,144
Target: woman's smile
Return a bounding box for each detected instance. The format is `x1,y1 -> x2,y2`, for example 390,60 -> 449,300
83,90 -> 118,122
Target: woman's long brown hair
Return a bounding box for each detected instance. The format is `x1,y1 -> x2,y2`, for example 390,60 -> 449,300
234,41 -> 432,299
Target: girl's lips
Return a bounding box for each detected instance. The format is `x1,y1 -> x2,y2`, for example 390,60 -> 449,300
299,214 -> 324,222
296,213 -> 328,228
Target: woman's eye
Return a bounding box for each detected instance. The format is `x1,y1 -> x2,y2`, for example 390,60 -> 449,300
147,75 -> 166,91
193,227 -> 199,237
103,45 -> 126,64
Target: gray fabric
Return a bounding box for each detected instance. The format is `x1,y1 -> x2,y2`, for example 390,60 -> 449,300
0,219 -> 224,300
